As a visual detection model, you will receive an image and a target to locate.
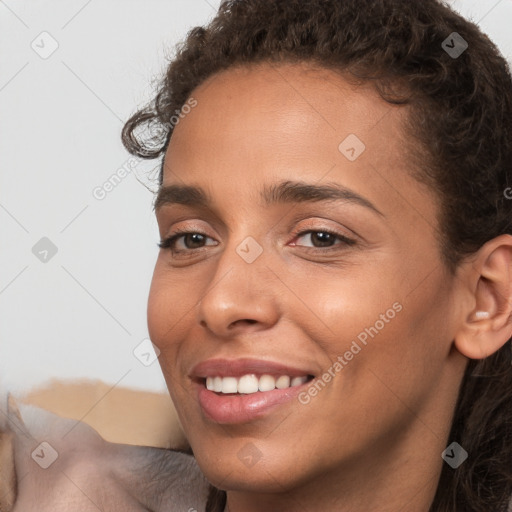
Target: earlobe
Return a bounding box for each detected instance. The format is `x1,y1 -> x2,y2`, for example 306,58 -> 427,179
454,235 -> 512,360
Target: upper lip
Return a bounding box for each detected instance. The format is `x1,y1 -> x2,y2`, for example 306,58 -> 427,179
190,358 -> 315,379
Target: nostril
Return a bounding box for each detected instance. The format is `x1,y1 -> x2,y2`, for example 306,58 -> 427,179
230,319 -> 257,328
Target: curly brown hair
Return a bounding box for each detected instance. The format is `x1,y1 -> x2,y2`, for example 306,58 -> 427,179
122,1 -> 512,510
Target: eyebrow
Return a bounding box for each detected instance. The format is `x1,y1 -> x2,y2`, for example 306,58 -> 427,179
154,180 -> 384,217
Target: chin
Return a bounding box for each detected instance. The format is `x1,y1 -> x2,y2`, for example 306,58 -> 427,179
189,434 -> 307,494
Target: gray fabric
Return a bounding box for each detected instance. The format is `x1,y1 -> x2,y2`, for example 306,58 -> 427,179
2,396 -> 210,511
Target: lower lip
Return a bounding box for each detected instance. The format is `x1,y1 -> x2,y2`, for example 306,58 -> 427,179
197,381 -> 310,424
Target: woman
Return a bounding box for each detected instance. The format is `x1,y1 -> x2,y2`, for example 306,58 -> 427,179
122,0 -> 512,510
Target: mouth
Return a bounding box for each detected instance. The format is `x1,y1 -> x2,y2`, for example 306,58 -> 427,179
190,359 -> 316,424
203,374 -> 314,394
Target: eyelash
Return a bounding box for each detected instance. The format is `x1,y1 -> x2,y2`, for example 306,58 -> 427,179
158,227 -> 356,255
158,228 -> 213,253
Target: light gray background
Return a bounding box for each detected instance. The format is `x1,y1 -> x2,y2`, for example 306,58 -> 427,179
1,0 -> 511,395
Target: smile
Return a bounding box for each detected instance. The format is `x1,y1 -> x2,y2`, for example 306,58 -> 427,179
205,374 -> 311,394
191,359 -> 316,423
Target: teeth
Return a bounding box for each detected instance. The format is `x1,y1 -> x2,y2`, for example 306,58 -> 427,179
258,374 -> 275,392
222,377 -> 238,394
275,375 -> 291,389
291,376 -> 308,387
205,374 -> 309,394
238,374 -> 259,394
214,376 -> 223,392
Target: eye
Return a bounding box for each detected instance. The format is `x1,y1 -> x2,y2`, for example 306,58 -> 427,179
158,228 -> 356,255
158,230 -> 218,254
291,230 -> 356,249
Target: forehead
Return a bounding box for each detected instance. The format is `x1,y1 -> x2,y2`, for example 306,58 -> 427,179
166,62 -> 403,161
161,62 -> 436,225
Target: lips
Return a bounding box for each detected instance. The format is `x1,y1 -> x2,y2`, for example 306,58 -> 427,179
191,358 -> 315,379
190,358 -> 315,424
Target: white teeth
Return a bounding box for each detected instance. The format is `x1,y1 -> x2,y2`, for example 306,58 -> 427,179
275,375 -> 291,389
205,374 -> 309,394
238,374 -> 259,394
291,376 -> 308,387
221,377 -> 238,394
213,376 -> 223,392
258,374 -> 275,392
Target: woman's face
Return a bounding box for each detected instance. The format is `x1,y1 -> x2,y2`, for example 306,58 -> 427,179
148,63 -> 467,498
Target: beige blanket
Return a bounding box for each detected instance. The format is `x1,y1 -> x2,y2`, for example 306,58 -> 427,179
19,379 -> 188,449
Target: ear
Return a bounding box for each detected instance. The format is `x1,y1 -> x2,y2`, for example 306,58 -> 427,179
454,234 -> 512,359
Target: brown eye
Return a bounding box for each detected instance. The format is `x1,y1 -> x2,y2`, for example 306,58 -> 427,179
293,230 -> 356,249
181,233 -> 207,249
158,231 -> 217,253
308,232 -> 337,247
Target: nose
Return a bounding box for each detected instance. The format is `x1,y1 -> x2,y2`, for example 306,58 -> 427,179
196,240 -> 280,338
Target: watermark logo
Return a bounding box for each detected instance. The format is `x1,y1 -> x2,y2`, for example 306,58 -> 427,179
442,442 -> 468,469
163,97 -> 198,131
442,32 -> 468,59
504,187 -> 512,200
32,237 -> 58,263
133,338 -> 161,366
338,134 -> 366,162
237,442 -> 263,468
31,31 -> 59,60
298,301 -> 403,405
92,157 -> 138,201
31,441 -> 59,469
236,236 -> 263,264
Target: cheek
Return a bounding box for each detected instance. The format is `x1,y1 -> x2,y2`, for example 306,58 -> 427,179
284,262 -> 404,357
146,282 -> 169,349
146,272 -> 192,418
287,262 -> 453,412
146,263 -> 193,392
147,261 -> 191,348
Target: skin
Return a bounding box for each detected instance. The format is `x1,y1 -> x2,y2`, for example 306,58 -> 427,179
148,63 -> 512,512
